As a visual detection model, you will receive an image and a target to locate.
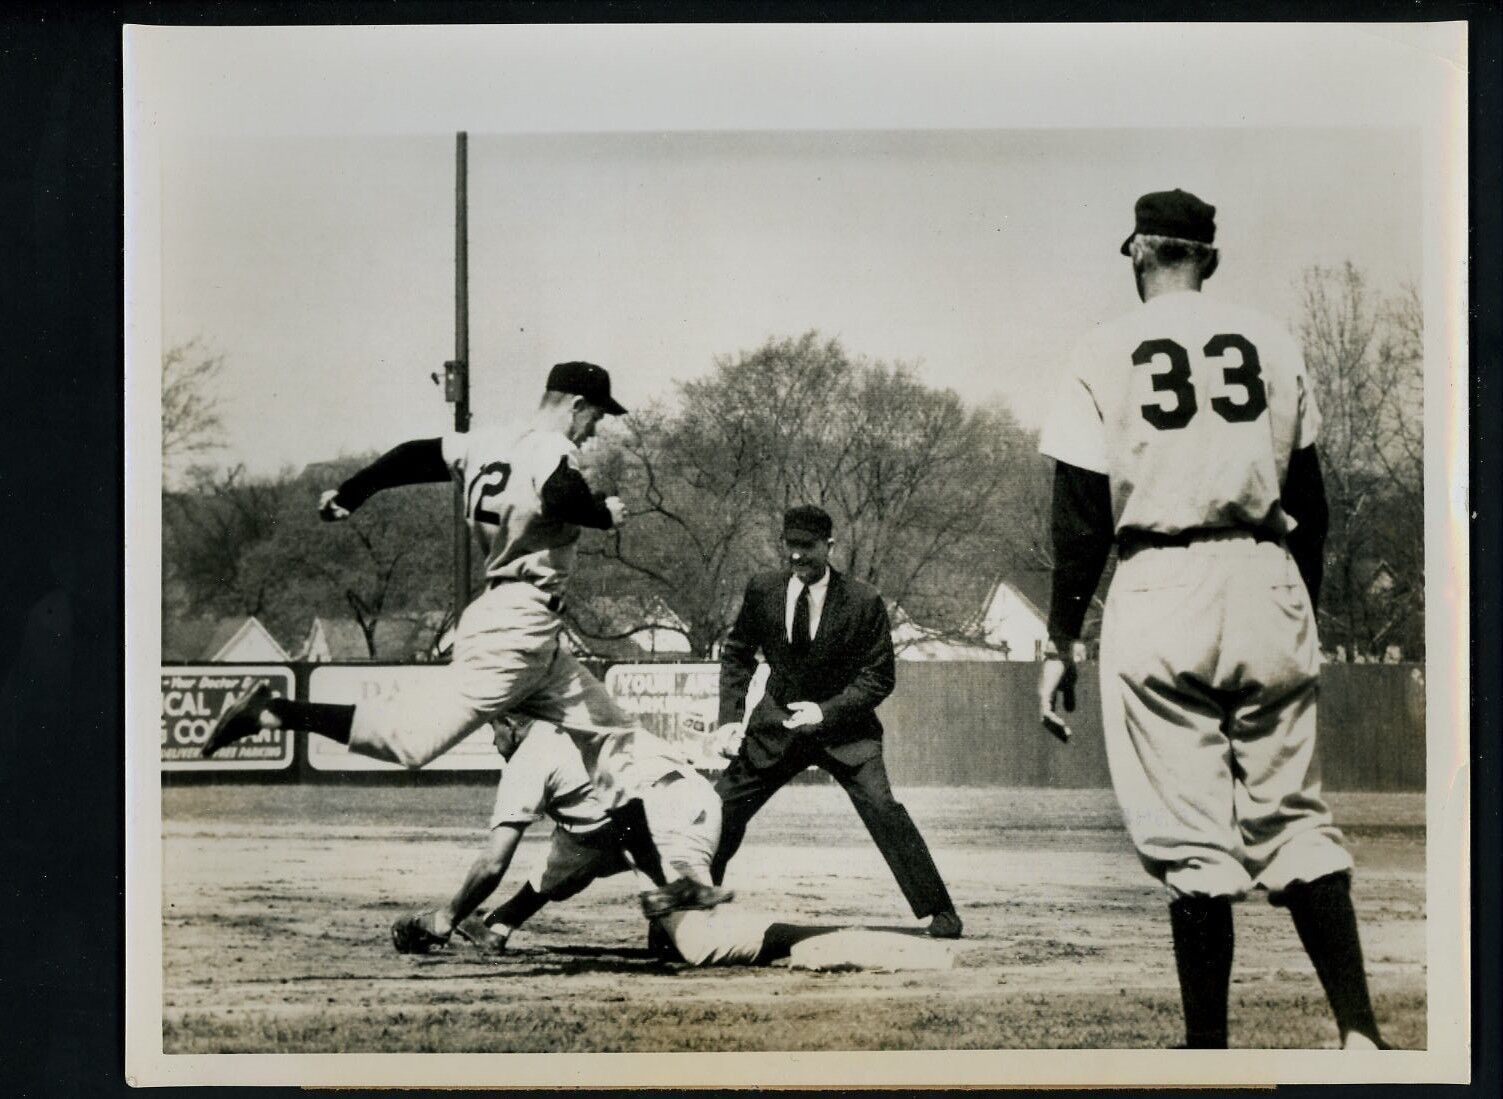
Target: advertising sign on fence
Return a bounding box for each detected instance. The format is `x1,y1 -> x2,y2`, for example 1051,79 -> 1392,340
306,665 -> 501,771
160,666 -> 296,771
605,662 -> 729,770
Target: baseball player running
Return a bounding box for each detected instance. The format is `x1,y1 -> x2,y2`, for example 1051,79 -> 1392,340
393,718 -> 955,972
202,361 -> 730,918
1036,190 -> 1386,1049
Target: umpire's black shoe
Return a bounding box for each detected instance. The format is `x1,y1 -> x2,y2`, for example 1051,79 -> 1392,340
926,909 -> 963,939
639,877 -> 734,920
201,683 -> 274,758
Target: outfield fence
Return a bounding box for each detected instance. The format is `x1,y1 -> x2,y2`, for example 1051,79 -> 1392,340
881,661 -> 1425,791
159,660 -> 1425,791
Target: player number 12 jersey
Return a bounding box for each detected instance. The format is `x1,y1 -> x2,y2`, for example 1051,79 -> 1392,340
442,425 -> 584,594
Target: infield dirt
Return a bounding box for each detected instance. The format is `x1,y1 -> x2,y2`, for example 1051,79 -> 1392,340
161,784 -> 1426,1053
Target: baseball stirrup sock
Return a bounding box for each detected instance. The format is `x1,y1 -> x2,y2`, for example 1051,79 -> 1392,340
1168,895 -> 1234,1048
265,699 -> 354,743
488,883 -> 547,931
1281,872 -> 1382,1045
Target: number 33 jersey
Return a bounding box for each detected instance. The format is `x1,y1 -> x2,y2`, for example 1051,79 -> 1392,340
1039,290 -> 1320,538
442,426 -> 585,594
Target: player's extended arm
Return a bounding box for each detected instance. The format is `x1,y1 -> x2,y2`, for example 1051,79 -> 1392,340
717,582 -> 762,727
1280,445 -> 1329,613
321,437 -> 451,518
814,599 -> 897,730
540,457 -> 618,529
439,823 -> 528,931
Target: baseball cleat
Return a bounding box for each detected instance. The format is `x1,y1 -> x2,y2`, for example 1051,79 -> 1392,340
453,915 -> 509,957
200,683 -> 274,758
390,910 -> 451,955
925,909 -> 964,939
638,877 -> 735,920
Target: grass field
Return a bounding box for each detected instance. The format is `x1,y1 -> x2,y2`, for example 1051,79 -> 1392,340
161,784 -> 1426,1054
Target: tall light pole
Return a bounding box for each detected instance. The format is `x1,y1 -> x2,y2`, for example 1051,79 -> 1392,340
445,132 -> 472,628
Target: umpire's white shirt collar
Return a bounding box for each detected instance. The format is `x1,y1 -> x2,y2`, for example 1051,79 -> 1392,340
786,568 -> 831,643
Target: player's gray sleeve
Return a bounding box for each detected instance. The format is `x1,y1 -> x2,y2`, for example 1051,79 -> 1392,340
1280,445 -> 1328,611
1046,460 -> 1114,647
332,437 -> 450,511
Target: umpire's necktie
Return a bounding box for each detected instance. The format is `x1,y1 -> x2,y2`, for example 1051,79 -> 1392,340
791,583 -> 812,654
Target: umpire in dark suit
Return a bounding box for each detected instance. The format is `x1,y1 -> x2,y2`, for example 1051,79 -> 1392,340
711,505 -> 962,938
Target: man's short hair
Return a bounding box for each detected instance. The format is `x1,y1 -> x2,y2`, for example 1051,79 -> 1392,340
1129,233 -> 1218,274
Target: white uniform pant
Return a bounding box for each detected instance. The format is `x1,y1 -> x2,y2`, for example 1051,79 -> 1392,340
658,907 -> 775,966
348,583 -> 659,808
1099,535 -> 1352,899
518,767 -> 722,898
657,912 -> 958,970
524,824 -> 632,900
640,770 -> 721,884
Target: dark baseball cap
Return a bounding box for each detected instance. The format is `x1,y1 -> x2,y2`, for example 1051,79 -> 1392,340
1120,189 -> 1217,256
546,361 -> 627,415
783,504 -> 833,542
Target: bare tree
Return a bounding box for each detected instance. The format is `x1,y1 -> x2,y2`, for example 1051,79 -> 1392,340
1297,263 -> 1424,659
162,464 -> 285,623
162,457 -> 452,659
161,341 -> 226,480
576,332 -> 1049,656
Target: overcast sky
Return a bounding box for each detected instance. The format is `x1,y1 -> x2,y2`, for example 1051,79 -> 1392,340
131,24 -> 1457,479
161,126 -> 1420,476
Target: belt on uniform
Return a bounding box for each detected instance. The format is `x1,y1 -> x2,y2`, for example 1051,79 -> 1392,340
1117,525 -> 1282,559
487,578 -> 566,614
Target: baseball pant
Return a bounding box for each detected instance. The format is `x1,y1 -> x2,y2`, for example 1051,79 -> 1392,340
526,824 -> 632,900
639,769 -> 721,885
1099,534 -> 1353,899
657,911 -> 958,969
346,582 -> 648,807
711,745 -> 954,918
658,906 -> 776,966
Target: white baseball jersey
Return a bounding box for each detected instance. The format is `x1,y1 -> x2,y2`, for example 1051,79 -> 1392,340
489,721 -> 614,835
442,425 -> 585,594
1039,289 -> 1320,535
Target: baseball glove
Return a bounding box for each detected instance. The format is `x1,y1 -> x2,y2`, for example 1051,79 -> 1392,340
390,910 -> 450,955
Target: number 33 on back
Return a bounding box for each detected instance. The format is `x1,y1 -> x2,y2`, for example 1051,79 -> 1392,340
1133,334 -> 1268,430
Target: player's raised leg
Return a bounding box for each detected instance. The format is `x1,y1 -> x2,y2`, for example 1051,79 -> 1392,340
200,682 -> 354,759
205,584 -> 556,767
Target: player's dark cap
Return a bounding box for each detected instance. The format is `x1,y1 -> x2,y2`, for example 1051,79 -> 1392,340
546,361 -> 627,415
783,504 -> 833,543
1120,189 -> 1217,256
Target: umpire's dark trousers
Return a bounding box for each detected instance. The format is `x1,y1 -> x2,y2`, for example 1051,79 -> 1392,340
710,743 -> 954,918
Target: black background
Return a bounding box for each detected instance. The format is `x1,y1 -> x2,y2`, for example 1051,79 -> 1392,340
0,3 -> 1495,1096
